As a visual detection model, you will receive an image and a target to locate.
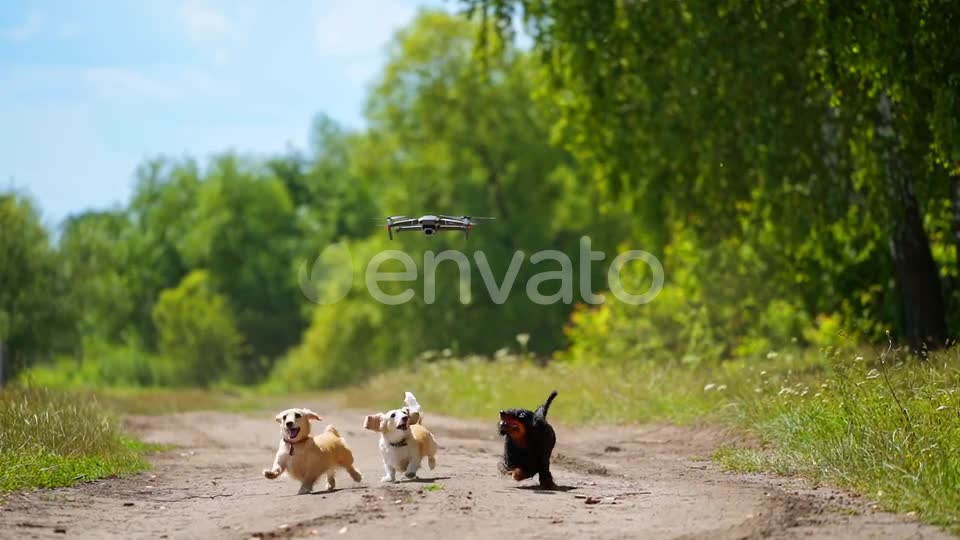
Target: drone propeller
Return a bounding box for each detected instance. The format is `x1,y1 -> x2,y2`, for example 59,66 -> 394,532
438,214 -> 496,222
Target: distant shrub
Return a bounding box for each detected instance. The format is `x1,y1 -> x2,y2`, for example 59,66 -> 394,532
268,299 -> 390,390
152,270 -> 246,386
19,345 -> 173,388
560,225 -> 814,366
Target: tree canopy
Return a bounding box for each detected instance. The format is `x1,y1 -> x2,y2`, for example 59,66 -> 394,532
6,6 -> 960,387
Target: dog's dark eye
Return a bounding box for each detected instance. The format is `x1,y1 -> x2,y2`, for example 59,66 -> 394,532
390,413 -> 396,419
519,412 -> 526,419
294,413 -> 301,419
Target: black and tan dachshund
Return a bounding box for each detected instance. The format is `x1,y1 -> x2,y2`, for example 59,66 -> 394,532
497,390 -> 558,489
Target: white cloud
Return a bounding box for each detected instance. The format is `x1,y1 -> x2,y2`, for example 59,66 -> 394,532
177,0 -> 231,42
84,67 -> 180,101
82,67 -> 219,103
2,11 -> 45,42
314,0 -> 417,57
345,57 -> 383,85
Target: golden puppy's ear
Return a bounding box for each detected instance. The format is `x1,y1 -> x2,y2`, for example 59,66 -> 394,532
305,410 -> 322,422
409,411 -> 421,425
275,413 -> 283,423
363,414 -> 384,432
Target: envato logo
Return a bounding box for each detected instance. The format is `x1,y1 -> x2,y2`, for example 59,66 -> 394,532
298,236 -> 663,306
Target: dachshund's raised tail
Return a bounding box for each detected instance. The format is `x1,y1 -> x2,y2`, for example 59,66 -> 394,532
536,390 -> 558,419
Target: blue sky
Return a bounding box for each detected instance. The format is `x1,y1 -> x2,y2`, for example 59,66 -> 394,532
0,0 -> 445,226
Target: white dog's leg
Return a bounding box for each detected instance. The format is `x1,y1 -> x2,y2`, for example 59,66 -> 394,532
381,462 -> 397,483
263,448 -> 286,480
404,453 -> 421,479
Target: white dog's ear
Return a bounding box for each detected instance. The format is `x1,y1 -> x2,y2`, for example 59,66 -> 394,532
304,410 -> 322,422
363,414 -> 384,432
275,413 -> 283,423
404,392 -> 422,424
404,392 -> 421,412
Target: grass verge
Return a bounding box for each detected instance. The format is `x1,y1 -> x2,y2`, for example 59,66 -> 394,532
0,386 -> 159,492
343,354 -> 725,424
94,387 -> 269,415
342,347 -> 960,533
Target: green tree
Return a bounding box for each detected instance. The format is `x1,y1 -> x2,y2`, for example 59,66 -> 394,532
464,0 -> 960,351
361,10 -> 586,352
179,154 -> 305,380
275,11 -> 589,388
796,0 -> 960,347
152,270 -> 245,386
126,158 -> 203,349
0,193 -> 70,384
59,210 -> 138,356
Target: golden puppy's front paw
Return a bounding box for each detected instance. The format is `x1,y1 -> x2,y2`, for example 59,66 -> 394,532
263,468 -> 280,479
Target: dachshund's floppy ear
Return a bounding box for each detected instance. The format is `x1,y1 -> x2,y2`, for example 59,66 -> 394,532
275,412 -> 283,423
304,410 -> 322,422
363,414 -> 384,432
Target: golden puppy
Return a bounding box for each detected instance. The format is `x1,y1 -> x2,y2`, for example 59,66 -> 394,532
263,408 -> 362,494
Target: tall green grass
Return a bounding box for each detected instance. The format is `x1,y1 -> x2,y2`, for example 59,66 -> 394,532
343,347 -> 960,533
716,345 -> 960,531
0,387 -> 153,491
343,354 -> 724,424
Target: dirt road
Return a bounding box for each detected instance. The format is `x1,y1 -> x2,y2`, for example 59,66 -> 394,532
0,407 -> 952,539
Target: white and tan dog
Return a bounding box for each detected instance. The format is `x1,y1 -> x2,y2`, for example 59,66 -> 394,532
263,408 -> 362,494
364,392 -> 438,482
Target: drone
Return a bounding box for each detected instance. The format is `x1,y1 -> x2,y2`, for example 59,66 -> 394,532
382,215 -> 494,239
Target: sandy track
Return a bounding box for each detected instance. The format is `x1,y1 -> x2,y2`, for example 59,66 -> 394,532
0,408 -> 952,539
